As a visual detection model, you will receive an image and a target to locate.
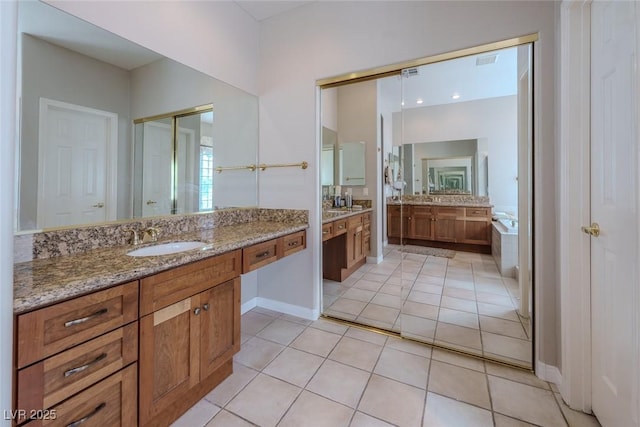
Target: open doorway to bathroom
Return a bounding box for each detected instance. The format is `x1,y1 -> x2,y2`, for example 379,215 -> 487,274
319,36 -> 535,369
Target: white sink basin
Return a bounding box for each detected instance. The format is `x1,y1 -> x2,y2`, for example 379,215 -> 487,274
127,241 -> 207,257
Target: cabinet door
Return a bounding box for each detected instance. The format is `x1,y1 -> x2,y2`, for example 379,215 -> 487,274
410,206 -> 433,239
346,225 -> 364,267
387,206 -> 409,238
139,296 -> 200,425
199,278 -> 241,379
463,220 -> 491,244
434,207 -> 464,242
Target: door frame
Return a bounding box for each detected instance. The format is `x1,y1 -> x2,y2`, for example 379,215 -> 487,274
37,98 -> 118,227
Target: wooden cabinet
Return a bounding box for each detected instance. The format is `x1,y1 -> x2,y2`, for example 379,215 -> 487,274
14,282 -> 139,426
242,231 -> 307,273
323,212 -> 370,282
387,204 -> 491,252
139,253 -> 241,427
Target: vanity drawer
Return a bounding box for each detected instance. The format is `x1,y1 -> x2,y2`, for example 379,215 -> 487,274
16,282 -> 138,369
140,250 -> 241,316
16,323 -> 138,414
22,364 -> 138,427
333,220 -> 348,236
434,207 -> 465,218
282,231 -> 306,257
243,238 -> 279,273
347,215 -> 364,229
466,207 -> 490,217
322,223 -> 334,241
362,213 -> 371,224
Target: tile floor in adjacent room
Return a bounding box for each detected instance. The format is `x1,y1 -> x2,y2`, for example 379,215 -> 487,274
170,307 -> 599,427
323,246 -> 532,367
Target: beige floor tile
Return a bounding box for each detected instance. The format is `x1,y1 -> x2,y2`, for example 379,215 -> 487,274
256,318 -> 306,345
250,307 -> 283,318
329,298 -> 368,316
444,278 -> 475,290
423,392 -> 493,427
329,336 -> 383,371
378,283 -> 403,296
205,410 -> 254,427
431,348 -> 485,372
401,314 -> 437,342
355,317 -> 396,331
279,390 -> 354,427
263,347 -> 324,387
554,392 -> 601,427
485,362 -> 549,390
358,375 -> 426,427
350,412 -> 396,427
476,292 -> 515,307
240,311 -> 275,335
415,274 -> 445,286
402,300 -> 439,320
234,336 -> 284,370
385,336 -> 432,358
474,278 -> 510,296
323,281 -> 348,296
306,359 -> 371,408
438,307 -> 479,329
359,303 -> 400,325
411,282 -> 444,295
428,359 -> 491,409
205,362 -> 258,407
310,317 -> 349,335
440,295 -> 478,313
345,327 -> 389,346
435,322 -> 482,350
477,301 -> 520,321
353,279 -> 385,292
362,272 -> 389,283
370,292 -> 402,309
482,332 -> 531,363
408,290 -> 442,306
170,399 -> 220,427
342,287 -> 377,302
374,347 -> 430,389
279,313 -> 313,326
442,286 -> 476,301
488,375 -> 566,427
290,327 -> 342,357
226,374 -> 301,427
493,413 -> 539,426
479,315 -> 528,340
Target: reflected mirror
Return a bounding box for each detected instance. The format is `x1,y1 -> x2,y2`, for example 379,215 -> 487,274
16,1 -> 258,232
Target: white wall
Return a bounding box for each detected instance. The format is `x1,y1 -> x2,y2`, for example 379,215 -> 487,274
258,0 -> 558,368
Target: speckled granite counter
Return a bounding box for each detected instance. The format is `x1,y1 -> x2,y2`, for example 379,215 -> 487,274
386,195 -> 492,208
322,207 -> 373,224
14,215 -> 307,314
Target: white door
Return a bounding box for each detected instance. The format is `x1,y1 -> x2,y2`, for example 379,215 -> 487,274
591,2 -> 640,426
141,122 -> 173,217
38,99 -> 117,228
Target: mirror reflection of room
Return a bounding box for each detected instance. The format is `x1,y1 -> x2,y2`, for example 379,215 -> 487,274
321,44 -> 533,368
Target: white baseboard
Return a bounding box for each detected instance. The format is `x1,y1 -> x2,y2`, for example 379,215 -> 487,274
366,254 -> 383,264
241,298 -> 258,315
536,361 -> 562,388
242,296 -> 319,320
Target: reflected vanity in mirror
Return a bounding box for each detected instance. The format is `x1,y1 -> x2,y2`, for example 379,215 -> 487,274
16,1 -> 258,232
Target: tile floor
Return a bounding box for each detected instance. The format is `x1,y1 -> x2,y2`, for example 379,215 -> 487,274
170,307 -> 600,427
323,246 -> 532,367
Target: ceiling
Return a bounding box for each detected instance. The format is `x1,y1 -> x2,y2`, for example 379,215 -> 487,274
235,1 -> 314,21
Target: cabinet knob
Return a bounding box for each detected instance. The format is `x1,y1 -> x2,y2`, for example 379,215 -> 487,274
203,303 -> 210,311
194,307 -> 201,315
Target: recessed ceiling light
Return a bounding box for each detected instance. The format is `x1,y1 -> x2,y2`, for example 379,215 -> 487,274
416,98 -> 423,104
452,93 -> 461,100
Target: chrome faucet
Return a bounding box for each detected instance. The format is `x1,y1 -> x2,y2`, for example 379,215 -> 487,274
142,227 -> 161,243
124,228 -> 141,246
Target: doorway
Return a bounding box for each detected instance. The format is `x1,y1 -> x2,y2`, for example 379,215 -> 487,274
319,37 -> 536,368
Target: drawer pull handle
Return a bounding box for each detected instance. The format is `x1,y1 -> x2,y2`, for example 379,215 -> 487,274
256,251 -> 270,258
323,230 -> 330,234
194,307 -> 201,315
288,241 -> 299,247
64,353 -> 107,378
67,402 -> 106,427
338,225 -> 345,229
64,308 -> 108,328
203,303 -> 210,311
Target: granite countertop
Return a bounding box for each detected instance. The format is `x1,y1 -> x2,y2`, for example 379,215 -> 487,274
322,207 -> 373,224
14,221 -> 308,314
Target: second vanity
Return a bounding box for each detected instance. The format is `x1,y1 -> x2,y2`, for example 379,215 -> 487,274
322,208 -> 372,282
12,208 -> 307,427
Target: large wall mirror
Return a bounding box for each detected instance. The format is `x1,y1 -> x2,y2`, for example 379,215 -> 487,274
16,1 -> 258,232
320,39 -> 534,369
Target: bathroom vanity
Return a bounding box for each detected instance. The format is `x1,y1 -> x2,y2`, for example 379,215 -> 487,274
387,198 -> 492,253
12,209 -> 307,427
322,209 -> 372,282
